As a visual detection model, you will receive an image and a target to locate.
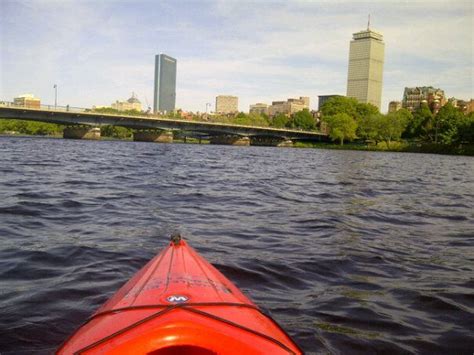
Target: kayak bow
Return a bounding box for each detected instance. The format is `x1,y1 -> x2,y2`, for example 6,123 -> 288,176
58,235 -> 302,354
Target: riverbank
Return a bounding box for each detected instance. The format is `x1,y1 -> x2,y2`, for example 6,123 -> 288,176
2,133 -> 472,156
293,141 -> 474,156
0,133 -> 63,139
0,133 -> 210,144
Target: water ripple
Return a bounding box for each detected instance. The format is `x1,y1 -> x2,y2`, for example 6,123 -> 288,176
0,136 -> 473,354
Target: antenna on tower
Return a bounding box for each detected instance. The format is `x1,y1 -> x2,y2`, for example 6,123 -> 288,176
367,14 -> 371,30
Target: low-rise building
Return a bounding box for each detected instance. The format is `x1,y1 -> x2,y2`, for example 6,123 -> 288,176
177,109 -> 194,120
268,97 -> 309,117
14,94 -> 40,108
112,93 -> 142,112
388,101 -> 402,113
215,95 -> 239,114
449,98 -> 474,114
249,103 -> 268,115
402,86 -> 446,113
467,99 -> 474,114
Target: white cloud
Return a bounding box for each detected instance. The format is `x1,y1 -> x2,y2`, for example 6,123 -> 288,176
1,0 -> 472,113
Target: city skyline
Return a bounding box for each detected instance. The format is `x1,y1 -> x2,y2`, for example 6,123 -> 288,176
0,1 -> 472,113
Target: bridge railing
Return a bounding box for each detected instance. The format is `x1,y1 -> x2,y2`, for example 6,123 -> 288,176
0,101 -> 167,119
0,101 -> 88,113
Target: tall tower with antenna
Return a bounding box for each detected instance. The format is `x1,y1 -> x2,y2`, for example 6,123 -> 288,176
346,16 -> 385,110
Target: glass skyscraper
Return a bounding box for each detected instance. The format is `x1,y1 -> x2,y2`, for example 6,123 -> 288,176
153,54 -> 177,113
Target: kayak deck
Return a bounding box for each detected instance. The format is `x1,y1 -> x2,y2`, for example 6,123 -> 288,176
58,236 -> 302,354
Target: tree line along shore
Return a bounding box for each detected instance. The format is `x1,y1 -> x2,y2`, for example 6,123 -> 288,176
1,96 -> 473,156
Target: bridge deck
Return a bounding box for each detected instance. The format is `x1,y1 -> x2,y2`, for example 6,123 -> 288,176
0,104 -> 326,139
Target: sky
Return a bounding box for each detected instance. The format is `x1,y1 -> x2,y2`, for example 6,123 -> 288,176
0,0 -> 472,113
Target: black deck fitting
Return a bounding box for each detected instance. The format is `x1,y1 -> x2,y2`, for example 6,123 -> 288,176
170,234 -> 182,245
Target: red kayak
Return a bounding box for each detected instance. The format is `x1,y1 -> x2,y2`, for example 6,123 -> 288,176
58,235 -> 303,354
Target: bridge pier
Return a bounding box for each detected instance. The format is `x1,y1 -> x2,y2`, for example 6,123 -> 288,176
209,135 -> 250,146
250,137 -> 293,147
133,130 -> 173,143
276,139 -> 294,147
63,126 -> 101,140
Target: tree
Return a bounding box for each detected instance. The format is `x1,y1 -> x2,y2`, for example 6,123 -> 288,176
0,119 -> 63,135
260,112 -> 270,123
232,112 -> 269,127
101,125 -> 133,139
321,97 -> 379,139
288,109 -> 315,130
404,103 -> 432,139
432,102 -> 463,144
355,103 -> 379,120
248,112 -> 270,127
456,112 -> 474,143
324,113 -> 358,145
357,113 -> 382,143
396,108 -> 413,123
395,108 -> 413,138
232,112 -> 251,125
92,107 -> 144,117
377,112 -> 409,148
271,113 -> 290,128
93,107 -> 120,114
126,109 -> 144,117
320,96 -> 359,118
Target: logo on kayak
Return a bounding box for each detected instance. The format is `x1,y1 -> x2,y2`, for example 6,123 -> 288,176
166,295 -> 189,303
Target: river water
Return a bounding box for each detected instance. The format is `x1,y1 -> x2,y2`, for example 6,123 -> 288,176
0,136 -> 473,354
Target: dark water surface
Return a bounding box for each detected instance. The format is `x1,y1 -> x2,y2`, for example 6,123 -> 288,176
0,136 -> 473,354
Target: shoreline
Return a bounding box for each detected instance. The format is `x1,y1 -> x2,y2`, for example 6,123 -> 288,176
1,133 -> 472,156
294,141 -> 474,156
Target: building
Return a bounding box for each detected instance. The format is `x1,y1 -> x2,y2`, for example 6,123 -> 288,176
249,103 -> 269,115
466,99 -> 474,114
296,96 -> 310,107
215,95 -> 238,114
154,53 -> 177,113
317,95 -> 342,111
402,86 -> 446,113
448,98 -> 474,114
388,101 -> 402,113
111,93 -> 142,112
14,94 -> 40,108
177,110 -> 194,120
267,97 -> 309,117
346,25 -> 385,110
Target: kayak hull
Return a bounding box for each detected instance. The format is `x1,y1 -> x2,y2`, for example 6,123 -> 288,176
58,237 -> 302,354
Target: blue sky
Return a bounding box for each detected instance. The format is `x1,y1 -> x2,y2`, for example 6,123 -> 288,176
1,0 -> 472,113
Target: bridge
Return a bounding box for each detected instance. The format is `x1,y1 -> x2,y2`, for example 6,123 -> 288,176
0,103 -> 327,146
